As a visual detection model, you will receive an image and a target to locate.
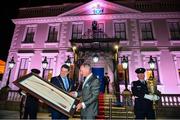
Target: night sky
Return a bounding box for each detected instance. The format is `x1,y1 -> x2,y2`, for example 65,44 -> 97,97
0,0 -> 90,61
0,0 -> 20,61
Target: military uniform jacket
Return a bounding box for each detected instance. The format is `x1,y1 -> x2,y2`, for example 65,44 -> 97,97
131,80 -> 153,112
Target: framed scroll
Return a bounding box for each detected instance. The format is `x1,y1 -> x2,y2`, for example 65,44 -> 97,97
13,73 -> 79,117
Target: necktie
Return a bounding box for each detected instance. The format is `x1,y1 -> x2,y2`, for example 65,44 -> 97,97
82,77 -> 87,88
64,77 -> 69,91
142,81 -> 145,84
83,77 -> 86,81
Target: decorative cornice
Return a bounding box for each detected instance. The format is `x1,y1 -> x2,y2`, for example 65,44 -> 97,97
12,12 -> 180,25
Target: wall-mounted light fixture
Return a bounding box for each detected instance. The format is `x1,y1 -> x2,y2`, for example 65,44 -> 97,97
93,53 -> 99,63
6,57 -> 15,87
42,57 -> 48,78
148,55 -> 155,78
65,55 -> 72,66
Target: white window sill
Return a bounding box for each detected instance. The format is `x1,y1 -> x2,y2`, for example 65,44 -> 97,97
141,40 -> 157,46
44,42 -> 59,48
119,40 -> 129,45
21,43 -> 35,48
170,40 -> 180,45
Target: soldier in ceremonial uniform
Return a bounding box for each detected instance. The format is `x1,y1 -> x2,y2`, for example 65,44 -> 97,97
131,68 -> 160,119
103,72 -> 110,94
23,68 -> 41,119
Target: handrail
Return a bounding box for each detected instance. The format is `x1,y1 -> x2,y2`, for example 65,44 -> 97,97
113,92 -> 180,107
159,94 -> 180,107
2,90 -> 180,119
7,90 -> 22,102
6,90 -> 180,108
109,98 -> 112,120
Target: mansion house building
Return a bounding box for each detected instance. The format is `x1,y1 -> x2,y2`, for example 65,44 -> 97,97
1,0 -> 180,94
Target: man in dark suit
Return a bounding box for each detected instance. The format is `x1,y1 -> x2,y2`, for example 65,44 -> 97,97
23,68 -> 41,119
131,68 -> 160,119
49,64 -> 74,120
70,63 -> 100,120
103,72 -> 110,93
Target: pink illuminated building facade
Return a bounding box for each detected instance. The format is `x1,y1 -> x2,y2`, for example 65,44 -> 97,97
1,0 -> 180,94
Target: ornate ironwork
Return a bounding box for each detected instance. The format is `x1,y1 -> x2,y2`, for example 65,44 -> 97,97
70,21 -> 120,52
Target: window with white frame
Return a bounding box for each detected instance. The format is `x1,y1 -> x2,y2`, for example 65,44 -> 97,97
94,23 -> 104,39
98,23 -> 104,32
114,22 -> 126,40
47,25 -> 59,42
168,22 -> 180,40
44,57 -> 54,81
23,26 -> 36,43
72,24 -> 83,39
140,22 -> 154,40
118,56 -> 129,85
145,57 -> 161,84
178,69 -> 180,80
17,58 -> 29,79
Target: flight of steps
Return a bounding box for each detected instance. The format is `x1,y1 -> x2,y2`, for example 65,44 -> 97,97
70,94 -> 135,120
97,94 -> 135,119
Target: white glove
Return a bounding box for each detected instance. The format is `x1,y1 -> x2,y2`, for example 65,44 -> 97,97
153,95 -> 160,101
144,94 -> 154,101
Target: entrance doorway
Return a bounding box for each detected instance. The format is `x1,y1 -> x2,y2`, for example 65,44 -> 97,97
92,67 -> 104,93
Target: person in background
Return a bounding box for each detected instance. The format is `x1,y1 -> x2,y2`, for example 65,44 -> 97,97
48,64 -> 74,120
23,68 -> 41,119
103,72 -> 110,94
131,67 -> 160,119
69,63 -> 100,120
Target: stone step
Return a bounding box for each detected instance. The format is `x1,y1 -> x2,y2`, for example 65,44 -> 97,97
73,114 -> 134,119
99,110 -> 134,114
99,106 -> 126,110
0,110 -> 51,119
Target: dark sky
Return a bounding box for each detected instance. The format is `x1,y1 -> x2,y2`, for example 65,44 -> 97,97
0,0 -> 89,61
0,0 -> 20,61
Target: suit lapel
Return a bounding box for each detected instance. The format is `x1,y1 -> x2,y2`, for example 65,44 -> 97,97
56,76 -> 66,90
83,75 -> 93,89
57,76 -> 72,92
67,79 -> 72,92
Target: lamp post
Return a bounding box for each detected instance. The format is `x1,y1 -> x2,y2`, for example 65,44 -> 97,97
65,55 -> 72,66
121,55 -> 132,108
42,57 -> 48,79
5,57 -> 15,87
0,57 -> 15,101
121,56 -> 129,91
148,55 -> 155,78
113,44 -> 120,102
72,46 -> 78,82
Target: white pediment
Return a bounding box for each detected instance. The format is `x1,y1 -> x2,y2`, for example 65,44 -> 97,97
58,0 -> 140,17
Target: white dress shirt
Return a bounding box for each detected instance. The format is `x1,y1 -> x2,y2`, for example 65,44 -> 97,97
82,73 -> 92,88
